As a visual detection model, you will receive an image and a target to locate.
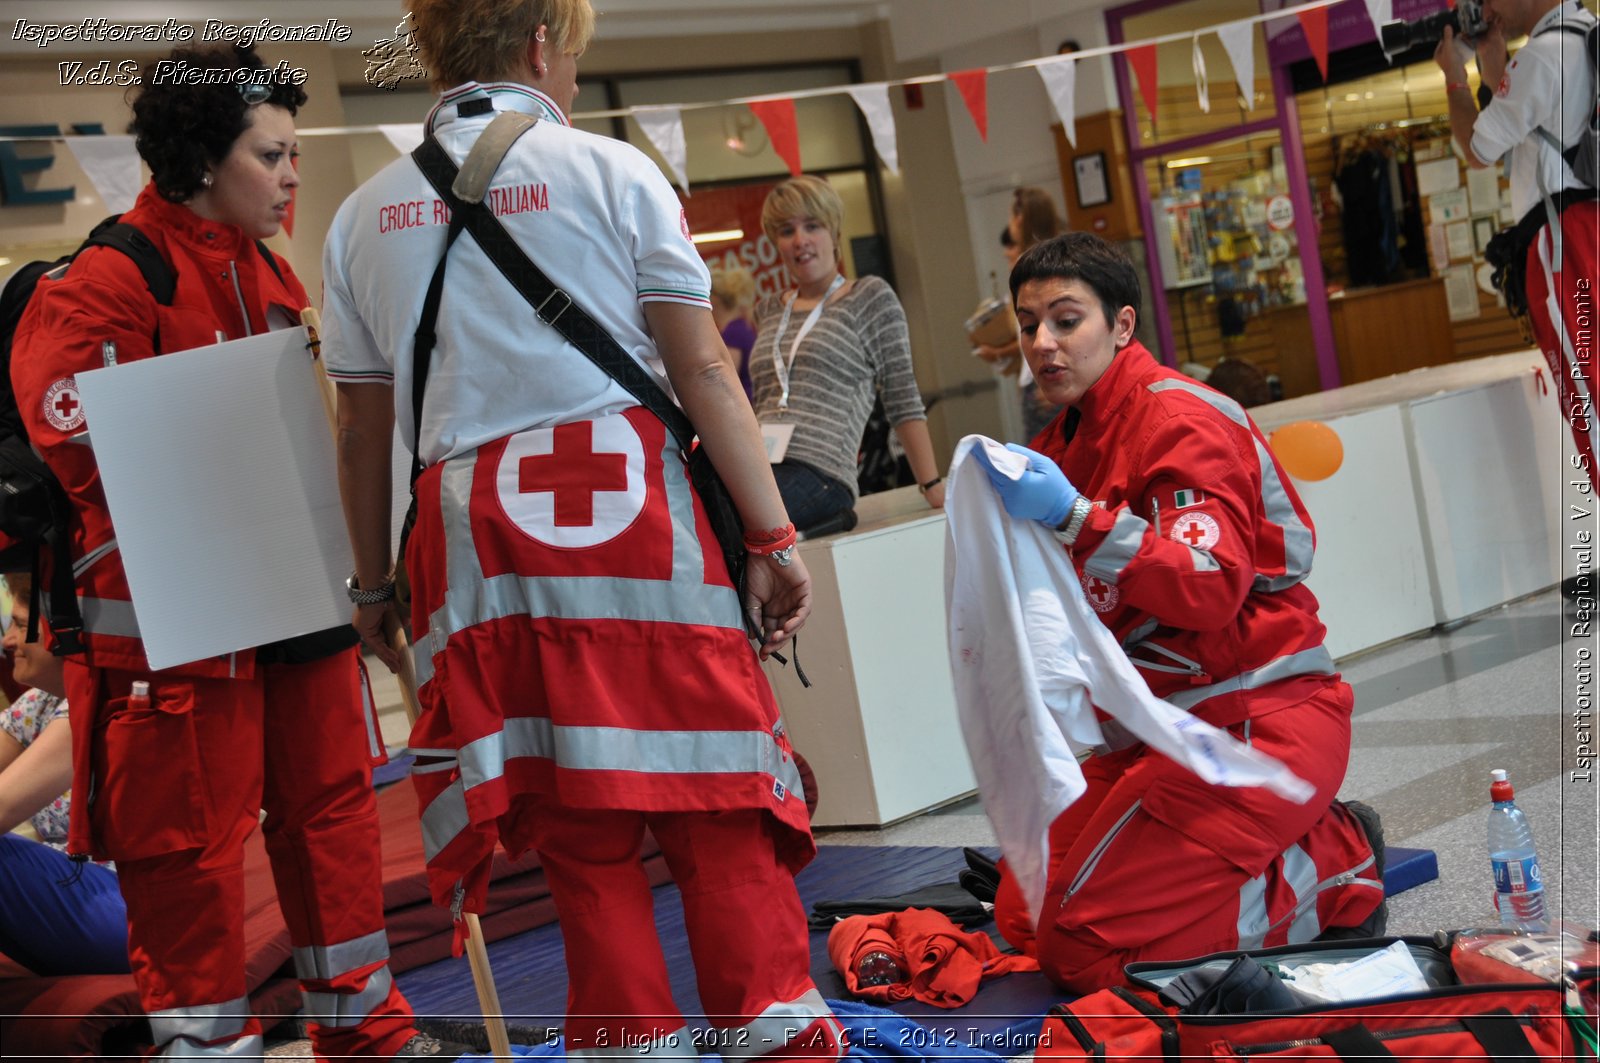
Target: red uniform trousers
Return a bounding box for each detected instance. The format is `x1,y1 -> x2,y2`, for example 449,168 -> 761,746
64,649 -> 415,1059
1525,199 -> 1600,489
523,799 -> 842,1061
995,683 -> 1383,994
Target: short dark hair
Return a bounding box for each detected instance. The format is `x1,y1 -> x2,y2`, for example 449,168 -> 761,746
1010,232 -> 1141,329
130,44 -> 307,204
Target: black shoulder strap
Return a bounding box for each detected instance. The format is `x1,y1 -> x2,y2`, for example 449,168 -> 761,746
255,239 -> 285,285
408,127 -> 698,458
82,220 -> 177,306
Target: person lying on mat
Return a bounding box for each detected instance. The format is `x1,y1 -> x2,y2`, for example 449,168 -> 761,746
321,1 -> 842,1058
974,233 -> 1386,992
0,574 -> 128,977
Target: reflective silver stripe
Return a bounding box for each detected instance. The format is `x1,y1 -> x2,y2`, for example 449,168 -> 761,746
356,658 -> 384,761
155,1034 -> 264,1058
456,717 -> 804,793
1082,507 -> 1147,583
301,965 -> 394,1029
1162,646 -> 1337,713
719,988 -> 841,1063
1282,844 -> 1325,944
148,997 -> 252,1048
568,1026 -> 695,1062
1121,617 -> 1160,651
420,777 -> 472,861
79,595 -> 142,638
72,537 -> 118,578
1236,871 -> 1271,949
292,928 -> 390,982
423,435 -> 742,667
1146,379 -> 1315,588
1126,640 -> 1204,677
1067,800 -> 1141,898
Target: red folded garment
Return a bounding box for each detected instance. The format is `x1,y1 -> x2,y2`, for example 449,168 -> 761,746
827,907 -> 1039,1008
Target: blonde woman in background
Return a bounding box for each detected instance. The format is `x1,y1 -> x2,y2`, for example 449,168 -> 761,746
711,264 -> 758,398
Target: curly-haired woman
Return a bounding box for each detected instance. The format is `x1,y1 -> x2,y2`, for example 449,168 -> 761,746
10,44 -> 447,1060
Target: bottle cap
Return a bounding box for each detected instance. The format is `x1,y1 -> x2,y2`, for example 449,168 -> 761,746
131,680 -> 150,698
1490,769 -> 1507,782
1490,768 -> 1513,801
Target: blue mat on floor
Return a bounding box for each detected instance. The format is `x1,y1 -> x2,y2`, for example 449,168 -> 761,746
394,845 -> 1056,1049
392,842 -> 1439,1051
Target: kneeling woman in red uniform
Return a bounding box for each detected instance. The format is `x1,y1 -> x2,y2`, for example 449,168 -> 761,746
11,45 -> 438,1059
979,234 -> 1386,993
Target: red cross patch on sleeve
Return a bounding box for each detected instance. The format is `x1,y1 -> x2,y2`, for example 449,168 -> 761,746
43,377 -> 85,432
1170,510 -> 1221,551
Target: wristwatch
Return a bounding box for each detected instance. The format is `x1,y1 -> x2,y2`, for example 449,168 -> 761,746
767,544 -> 796,567
346,572 -> 397,605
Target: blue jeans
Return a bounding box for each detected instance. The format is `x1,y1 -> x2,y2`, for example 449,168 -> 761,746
0,833 -> 129,974
771,461 -> 854,532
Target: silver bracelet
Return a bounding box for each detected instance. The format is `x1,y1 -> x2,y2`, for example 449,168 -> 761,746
1051,496 -> 1094,546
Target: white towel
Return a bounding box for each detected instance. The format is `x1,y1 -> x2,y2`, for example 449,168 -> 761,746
944,435 -> 1314,923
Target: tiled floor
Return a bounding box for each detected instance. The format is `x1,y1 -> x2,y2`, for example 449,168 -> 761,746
265,588 -> 1598,1056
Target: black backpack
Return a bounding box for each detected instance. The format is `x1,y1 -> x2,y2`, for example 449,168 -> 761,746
0,216 -> 179,654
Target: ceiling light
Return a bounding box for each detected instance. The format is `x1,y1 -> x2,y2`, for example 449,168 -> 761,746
692,228 -> 744,244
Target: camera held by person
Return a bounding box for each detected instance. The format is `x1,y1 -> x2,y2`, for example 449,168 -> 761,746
1381,0 -> 1488,54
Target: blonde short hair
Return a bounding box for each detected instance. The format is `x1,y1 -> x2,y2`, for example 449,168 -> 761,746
760,175 -> 844,265
710,265 -> 756,310
406,0 -> 595,92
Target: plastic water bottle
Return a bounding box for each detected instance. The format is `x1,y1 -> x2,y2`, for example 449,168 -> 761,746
1487,769 -> 1547,930
855,950 -> 906,988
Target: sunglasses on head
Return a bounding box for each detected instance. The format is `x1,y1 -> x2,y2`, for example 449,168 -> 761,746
239,82 -> 273,106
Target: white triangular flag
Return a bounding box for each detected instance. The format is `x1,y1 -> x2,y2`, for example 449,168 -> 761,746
1192,35 -> 1211,113
635,106 -> 689,192
844,84 -> 899,174
63,135 -> 139,214
379,124 -> 425,156
1216,20 -> 1257,111
1364,0 -> 1394,56
1036,57 -> 1078,149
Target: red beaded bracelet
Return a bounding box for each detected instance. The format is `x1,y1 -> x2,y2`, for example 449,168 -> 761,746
744,523 -> 797,554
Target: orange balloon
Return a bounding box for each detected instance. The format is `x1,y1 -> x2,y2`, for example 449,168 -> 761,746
1269,420 -> 1344,481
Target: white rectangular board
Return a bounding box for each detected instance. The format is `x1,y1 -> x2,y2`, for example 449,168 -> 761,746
76,328 -> 375,670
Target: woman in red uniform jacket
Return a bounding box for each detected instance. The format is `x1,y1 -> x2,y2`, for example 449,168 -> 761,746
10,44 -> 444,1060
976,234 -> 1386,993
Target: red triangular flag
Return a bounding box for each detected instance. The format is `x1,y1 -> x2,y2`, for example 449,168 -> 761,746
1298,6 -> 1330,82
949,68 -> 989,142
1126,44 -> 1160,123
749,98 -> 801,177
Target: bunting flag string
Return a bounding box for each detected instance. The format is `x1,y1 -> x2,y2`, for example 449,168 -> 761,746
949,68 -> 990,141
1216,19 -> 1258,111
844,83 -> 900,174
1362,0 -> 1394,60
748,98 -> 802,177
1126,43 -> 1161,123
16,0 -> 1350,205
1298,5 -> 1332,82
1036,57 -> 1078,148
634,106 -> 690,192
1192,35 -> 1211,114
61,134 -> 139,214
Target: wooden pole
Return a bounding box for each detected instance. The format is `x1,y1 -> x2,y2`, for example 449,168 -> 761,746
303,309 -> 514,1063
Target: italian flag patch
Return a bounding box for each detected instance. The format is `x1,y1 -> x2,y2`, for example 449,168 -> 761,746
1173,488 -> 1206,509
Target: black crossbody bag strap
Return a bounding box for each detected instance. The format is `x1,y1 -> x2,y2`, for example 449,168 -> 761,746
410,126 -> 698,456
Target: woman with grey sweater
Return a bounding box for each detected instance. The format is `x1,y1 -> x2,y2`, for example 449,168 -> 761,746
751,175 -> 945,530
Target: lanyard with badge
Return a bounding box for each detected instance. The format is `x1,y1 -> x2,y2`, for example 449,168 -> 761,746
762,273 -> 844,462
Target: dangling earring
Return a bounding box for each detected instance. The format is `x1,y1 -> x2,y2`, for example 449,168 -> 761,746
539,63 -> 547,77
201,172 -> 213,188
535,30 -> 546,42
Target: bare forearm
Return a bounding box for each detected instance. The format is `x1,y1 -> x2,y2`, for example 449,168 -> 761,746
647,303 -> 791,532
894,417 -> 941,485
334,382 -> 397,588
1448,87 -> 1486,168
0,718 -> 71,836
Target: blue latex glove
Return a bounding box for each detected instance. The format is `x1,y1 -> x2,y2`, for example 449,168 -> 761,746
978,443 -> 1080,527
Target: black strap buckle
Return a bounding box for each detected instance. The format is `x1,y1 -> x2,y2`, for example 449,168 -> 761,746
535,288 -> 573,324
